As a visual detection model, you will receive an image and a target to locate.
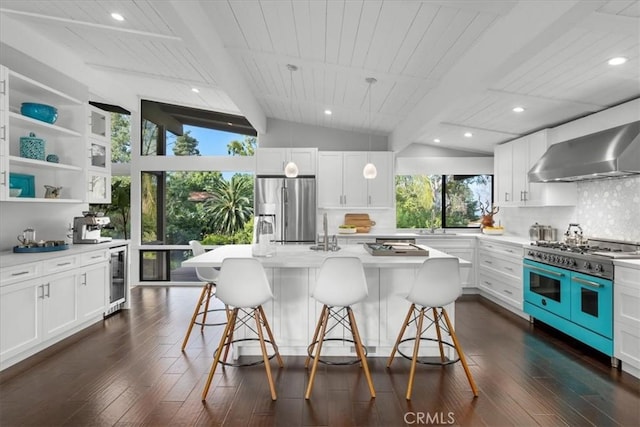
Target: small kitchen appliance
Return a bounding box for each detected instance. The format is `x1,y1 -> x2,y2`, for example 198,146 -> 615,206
523,237 -> 640,364
72,211 -> 113,244
529,223 -> 556,241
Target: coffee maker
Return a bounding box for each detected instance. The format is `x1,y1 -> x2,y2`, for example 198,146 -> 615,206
72,211 -> 113,243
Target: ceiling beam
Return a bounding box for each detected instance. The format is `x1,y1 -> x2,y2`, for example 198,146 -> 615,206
152,1 -> 267,134
0,8 -> 182,42
577,10 -> 640,36
389,0 -> 606,153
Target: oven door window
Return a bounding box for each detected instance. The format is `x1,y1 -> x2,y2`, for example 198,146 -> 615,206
523,260 -> 571,318
570,272 -> 612,338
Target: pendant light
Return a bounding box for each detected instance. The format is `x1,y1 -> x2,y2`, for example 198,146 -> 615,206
284,64 -> 299,178
363,77 -> 377,179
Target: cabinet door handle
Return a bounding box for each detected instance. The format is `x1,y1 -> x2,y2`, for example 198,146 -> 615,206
57,262 -> 72,267
0,125 -> 6,141
0,79 -> 5,95
38,285 -> 45,299
503,289 -> 513,295
45,283 -> 51,298
483,280 -> 493,287
505,249 -> 514,253
504,192 -> 510,202
11,271 -> 29,277
1,171 -> 6,186
82,273 -> 87,286
91,255 -> 102,259
368,195 -> 372,205
504,266 -> 514,272
522,191 -> 528,201
484,260 -> 493,264
572,277 -> 603,288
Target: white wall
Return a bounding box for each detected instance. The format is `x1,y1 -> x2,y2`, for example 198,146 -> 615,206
259,118 -> 388,151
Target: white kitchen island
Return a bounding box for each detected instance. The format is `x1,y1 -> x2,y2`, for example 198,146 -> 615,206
182,244 -> 470,358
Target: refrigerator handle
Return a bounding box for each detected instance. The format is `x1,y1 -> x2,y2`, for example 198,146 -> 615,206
281,186 -> 287,239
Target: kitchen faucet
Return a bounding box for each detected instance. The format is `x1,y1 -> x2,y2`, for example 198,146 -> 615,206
323,212 -> 328,251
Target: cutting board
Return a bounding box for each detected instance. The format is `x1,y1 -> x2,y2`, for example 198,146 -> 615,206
344,213 -> 376,233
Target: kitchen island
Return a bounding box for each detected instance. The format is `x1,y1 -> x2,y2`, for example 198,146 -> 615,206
182,243 -> 470,358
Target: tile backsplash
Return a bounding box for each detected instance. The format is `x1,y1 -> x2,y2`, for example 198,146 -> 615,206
577,176 -> 640,242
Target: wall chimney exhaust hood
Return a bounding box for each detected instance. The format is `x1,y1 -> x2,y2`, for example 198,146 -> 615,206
528,121 -> 640,182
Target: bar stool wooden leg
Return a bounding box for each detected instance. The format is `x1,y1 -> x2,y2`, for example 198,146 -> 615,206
407,307 -> 425,400
202,308 -> 238,400
181,285 -> 209,351
433,307 -> 447,363
258,305 -> 283,367
305,305 -> 329,399
387,303 -> 415,367
305,306 -> 326,368
200,284 -> 214,333
221,305 -> 232,362
347,307 -> 376,398
255,308 -> 277,400
441,308 -> 478,397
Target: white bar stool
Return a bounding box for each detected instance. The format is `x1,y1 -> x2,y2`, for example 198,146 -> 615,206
305,257 -> 376,399
202,257 -> 283,401
387,257 -> 478,400
181,241 -> 229,352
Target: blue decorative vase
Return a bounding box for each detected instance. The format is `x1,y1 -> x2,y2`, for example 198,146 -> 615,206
20,132 -> 45,160
46,154 -> 59,163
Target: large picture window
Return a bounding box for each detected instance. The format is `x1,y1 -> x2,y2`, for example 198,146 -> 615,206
396,174 -> 493,229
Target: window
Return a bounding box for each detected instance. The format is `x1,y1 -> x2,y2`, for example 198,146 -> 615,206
396,174 -> 493,229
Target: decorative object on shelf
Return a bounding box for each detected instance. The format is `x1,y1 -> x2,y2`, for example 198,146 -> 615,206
9,173 -> 35,197
46,153 -> 59,163
363,77 -> 377,179
19,132 -> 45,160
482,226 -> 505,235
17,228 -> 37,245
284,64 -> 299,178
20,102 -> 58,124
9,188 -> 22,197
479,201 -> 499,228
44,185 -> 62,199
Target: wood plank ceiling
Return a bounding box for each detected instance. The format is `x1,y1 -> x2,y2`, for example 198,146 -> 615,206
1,0 -> 638,154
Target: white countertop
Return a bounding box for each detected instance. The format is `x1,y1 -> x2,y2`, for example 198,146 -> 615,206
0,240 -> 129,268
182,243 -> 470,269
614,259 -> 640,270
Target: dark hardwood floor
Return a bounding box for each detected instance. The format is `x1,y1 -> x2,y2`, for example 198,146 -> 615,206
1,287 -> 639,426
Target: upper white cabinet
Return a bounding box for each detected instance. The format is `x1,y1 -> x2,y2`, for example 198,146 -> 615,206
495,130 -> 576,207
86,105 -> 111,204
0,65 -> 87,203
255,147 -> 317,176
318,151 -> 394,208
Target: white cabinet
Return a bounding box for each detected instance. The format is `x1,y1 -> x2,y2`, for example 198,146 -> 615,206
0,65 -> 87,203
0,247 -> 110,370
495,130 -> 576,206
318,151 -> 393,208
477,238 -> 526,316
416,238 -> 476,289
255,147 -> 317,176
614,265 -> 640,379
86,105 -> 111,203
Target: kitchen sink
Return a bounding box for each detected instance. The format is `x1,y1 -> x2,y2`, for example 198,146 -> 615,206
309,245 -> 341,252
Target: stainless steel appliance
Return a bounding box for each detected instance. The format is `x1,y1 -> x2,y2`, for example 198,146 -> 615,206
73,211 -> 113,244
528,223 -> 556,242
523,237 -> 640,364
255,177 -> 316,244
107,245 -> 128,316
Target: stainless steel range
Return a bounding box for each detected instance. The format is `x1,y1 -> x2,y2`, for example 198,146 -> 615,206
523,238 -> 640,364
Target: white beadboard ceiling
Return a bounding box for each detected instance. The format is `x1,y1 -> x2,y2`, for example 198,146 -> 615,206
1,0 -> 638,154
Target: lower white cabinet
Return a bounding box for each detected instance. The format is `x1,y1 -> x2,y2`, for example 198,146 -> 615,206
476,238 -> 526,316
614,265 -> 640,379
0,248 -> 109,370
416,238 -> 476,289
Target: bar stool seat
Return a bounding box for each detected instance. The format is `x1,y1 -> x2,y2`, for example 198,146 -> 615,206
202,257 -> 283,401
181,241 -> 228,352
305,257 -> 375,399
387,257 -> 478,400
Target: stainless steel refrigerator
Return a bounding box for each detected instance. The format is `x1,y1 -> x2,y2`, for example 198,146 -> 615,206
255,177 -> 316,244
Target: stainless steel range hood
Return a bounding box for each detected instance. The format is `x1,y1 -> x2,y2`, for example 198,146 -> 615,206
528,121 -> 640,182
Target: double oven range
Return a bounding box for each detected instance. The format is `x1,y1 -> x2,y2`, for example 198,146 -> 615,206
523,238 -> 640,365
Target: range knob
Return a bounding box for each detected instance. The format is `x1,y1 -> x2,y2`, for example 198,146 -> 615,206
583,261 -> 591,269
527,250 -> 535,256
594,264 -> 604,273
562,257 -> 569,265
567,259 -> 576,267
542,254 -> 548,261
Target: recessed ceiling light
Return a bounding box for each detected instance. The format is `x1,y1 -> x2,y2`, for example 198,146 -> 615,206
324,109 -> 332,116
433,138 -> 441,143
227,122 -> 233,126
464,132 -> 473,138
191,88 -> 200,93
111,12 -> 124,21
512,106 -> 525,113
608,57 -> 627,66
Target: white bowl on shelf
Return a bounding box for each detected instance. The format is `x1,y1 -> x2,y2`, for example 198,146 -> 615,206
10,188 -> 22,197
338,227 -> 357,234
